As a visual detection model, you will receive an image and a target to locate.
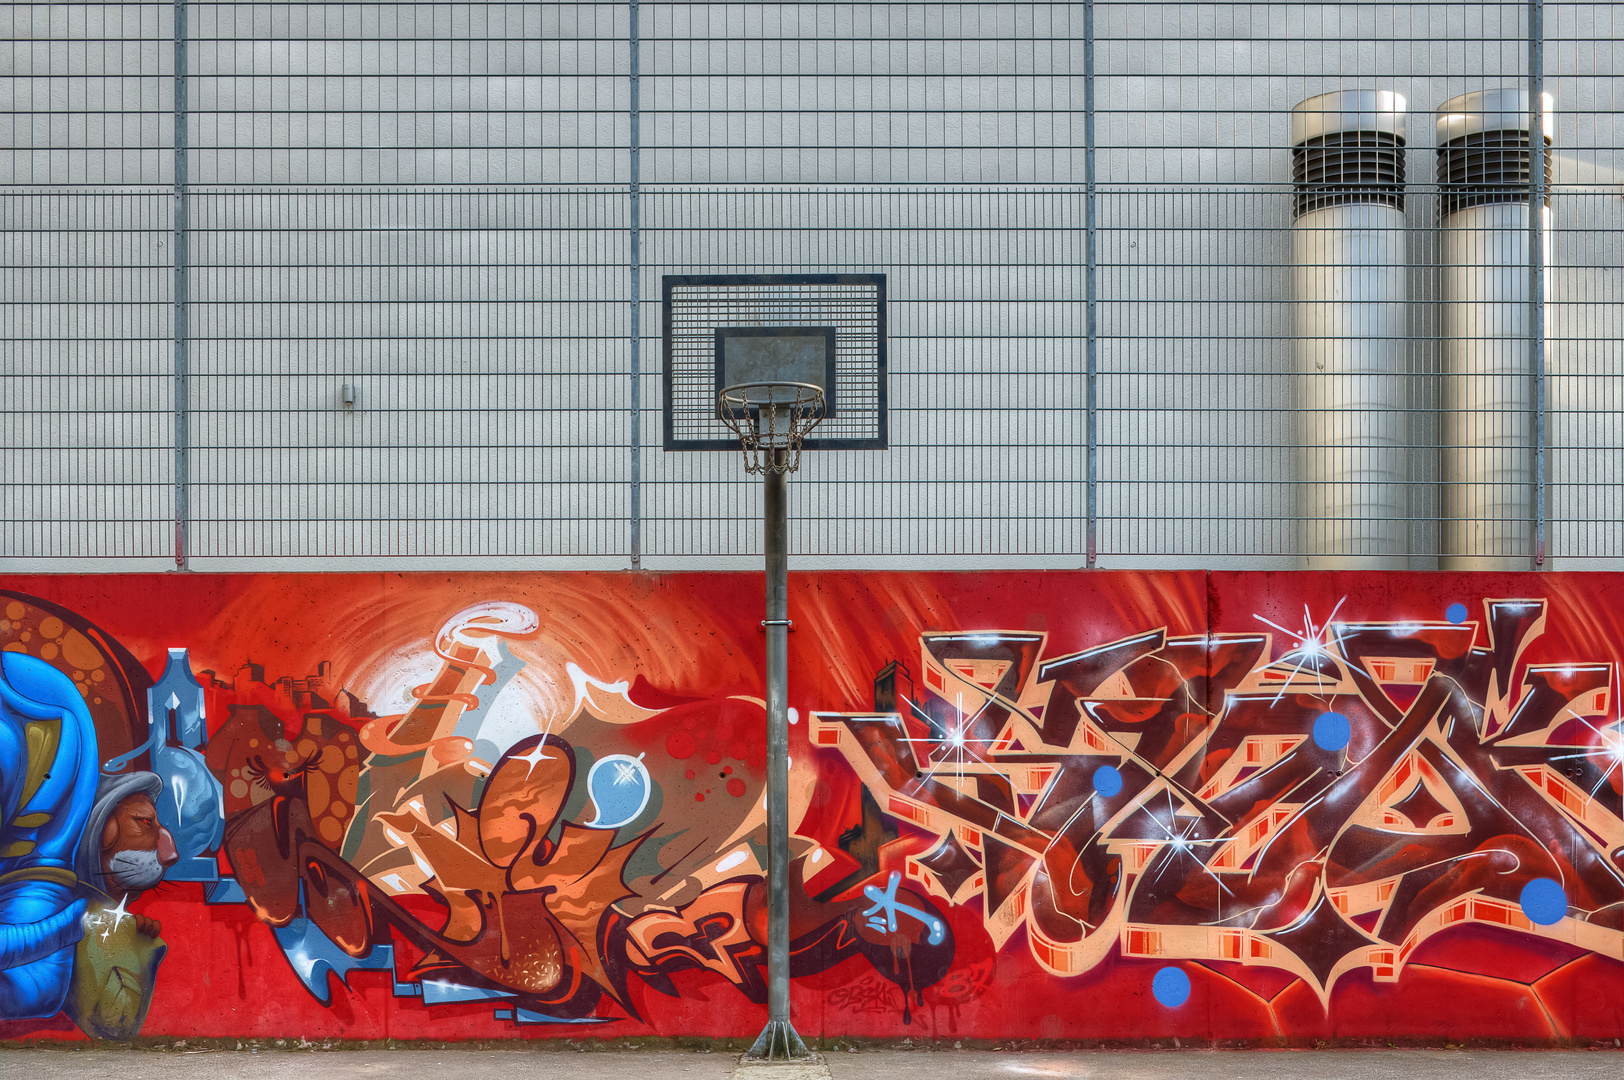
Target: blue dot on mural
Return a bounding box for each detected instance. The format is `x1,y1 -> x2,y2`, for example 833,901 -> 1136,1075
1313,711 -> 1352,752
1446,603 -> 1469,624
1152,966 -> 1191,1008
1520,877 -> 1568,926
1093,765 -> 1124,799
584,754 -> 653,830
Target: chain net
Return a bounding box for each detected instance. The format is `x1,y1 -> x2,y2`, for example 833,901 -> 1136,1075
717,382 -> 828,475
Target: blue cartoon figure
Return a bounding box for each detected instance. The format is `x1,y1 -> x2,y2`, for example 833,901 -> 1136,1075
1,652 -> 183,1037
1,652 -> 102,1019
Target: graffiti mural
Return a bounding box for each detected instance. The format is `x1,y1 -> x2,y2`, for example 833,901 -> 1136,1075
814,600 -> 1623,1013
0,573 -> 1619,1043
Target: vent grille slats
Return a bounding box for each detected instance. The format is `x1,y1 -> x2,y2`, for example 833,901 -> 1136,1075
1437,130 -> 1554,217
1292,132 -> 1407,218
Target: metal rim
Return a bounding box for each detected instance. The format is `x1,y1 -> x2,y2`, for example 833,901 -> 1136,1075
718,381 -> 828,409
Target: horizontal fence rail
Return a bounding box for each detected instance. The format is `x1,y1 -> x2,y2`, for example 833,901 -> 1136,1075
2,1 -> 1620,569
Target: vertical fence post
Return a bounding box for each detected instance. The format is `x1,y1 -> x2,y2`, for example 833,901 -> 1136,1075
628,0 -> 643,568
172,0 -> 190,569
1084,0 -> 1098,568
1529,0 -> 1547,568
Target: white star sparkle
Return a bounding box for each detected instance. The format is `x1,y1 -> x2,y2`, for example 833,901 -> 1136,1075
509,739 -> 554,778
1254,596 -> 1348,706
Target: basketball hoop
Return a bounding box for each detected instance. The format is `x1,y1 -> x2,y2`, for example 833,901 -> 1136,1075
717,381 -> 827,474
663,277 -> 886,1063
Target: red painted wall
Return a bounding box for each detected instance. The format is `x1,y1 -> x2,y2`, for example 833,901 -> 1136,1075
1,572 -> 1620,1044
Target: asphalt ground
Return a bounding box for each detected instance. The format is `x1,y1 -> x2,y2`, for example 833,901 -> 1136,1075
1,1047 -> 1620,1080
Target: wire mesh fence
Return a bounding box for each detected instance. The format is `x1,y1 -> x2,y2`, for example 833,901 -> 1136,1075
187,185 -> 629,560
1,2 -> 1619,569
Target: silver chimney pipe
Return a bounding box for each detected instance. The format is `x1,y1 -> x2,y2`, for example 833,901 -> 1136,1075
1291,90 -> 1410,568
1435,88 -> 1554,570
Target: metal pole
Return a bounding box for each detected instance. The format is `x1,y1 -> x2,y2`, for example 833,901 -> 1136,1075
1083,0 -> 1098,568
628,0 -> 642,568
1529,0 -> 1548,568
747,447 -> 808,1061
172,0 -> 190,569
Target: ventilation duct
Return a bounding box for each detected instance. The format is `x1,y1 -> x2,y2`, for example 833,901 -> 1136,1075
1436,89 -> 1553,570
1291,90 -> 1409,568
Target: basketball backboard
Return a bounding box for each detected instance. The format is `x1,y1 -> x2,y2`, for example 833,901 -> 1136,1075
662,274 -> 886,451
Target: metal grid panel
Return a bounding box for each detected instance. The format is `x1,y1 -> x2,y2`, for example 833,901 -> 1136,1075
0,192 -> 176,561
639,185 -> 1084,561
1093,1 -> 1623,567
0,3 -> 174,186
180,2 -> 630,563
3,1 -> 1621,568
188,186 -> 628,559
664,274 -> 885,450
1546,5 -> 1624,561
187,1 -> 629,184
0,3 -> 174,563
638,4 -> 1090,563
640,2 -> 1087,184
1092,0 -> 1476,565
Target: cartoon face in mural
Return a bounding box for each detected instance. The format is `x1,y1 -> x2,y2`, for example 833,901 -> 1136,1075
0,578 -> 1620,1043
0,599 -> 199,1040
64,773 -> 179,1039
91,782 -> 180,898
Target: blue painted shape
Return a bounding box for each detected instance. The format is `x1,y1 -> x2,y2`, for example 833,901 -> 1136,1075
1152,966 -> 1191,1008
272,916 -> 397,1005
1446,603 -> 1469,625
861,871 -> 946,945
106,648 -> 225,882
1519,877 -> 1568,926
1093,764 -> 1124,798
584,753 -> 652,829
155,748 -> 225,881
495,1008 -> 611,1026
420,980 -> 515,1005
1313,711 -> 1352,752
0,652 -> 100,1019
205,877 -> 247,905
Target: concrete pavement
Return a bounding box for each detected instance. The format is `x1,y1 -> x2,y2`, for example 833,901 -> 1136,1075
1,1048 -> 1620,1080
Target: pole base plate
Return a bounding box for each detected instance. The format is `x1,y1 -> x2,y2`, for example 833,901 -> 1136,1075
746,1018 -> 811,1061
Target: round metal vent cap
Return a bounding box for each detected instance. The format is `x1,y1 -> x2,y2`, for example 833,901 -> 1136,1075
1292,90 -> 1407,146
1436,88 -> 1554,144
